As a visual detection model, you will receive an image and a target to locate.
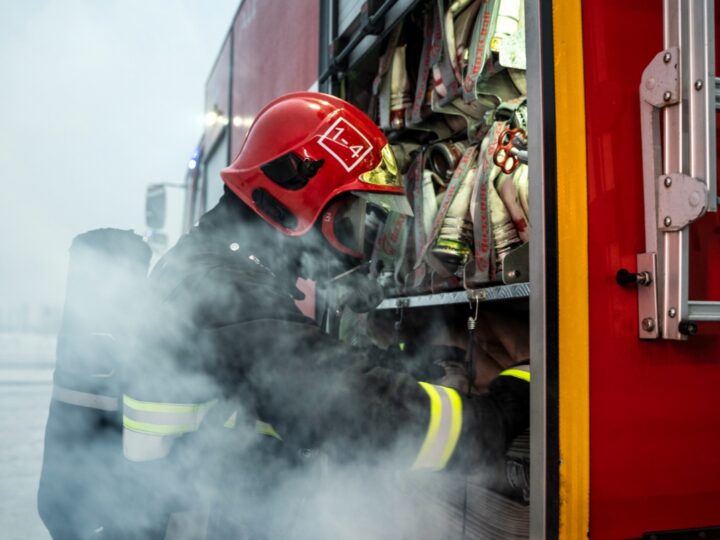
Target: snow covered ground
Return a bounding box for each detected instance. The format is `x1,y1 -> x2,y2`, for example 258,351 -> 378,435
0,333 -> 54,539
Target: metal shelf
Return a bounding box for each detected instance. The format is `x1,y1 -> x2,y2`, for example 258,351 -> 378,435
375,283 -> 530,310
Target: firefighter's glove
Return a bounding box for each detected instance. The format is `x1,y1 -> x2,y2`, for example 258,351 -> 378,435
422,345 -> 469,394
433,359 -> 470,395
401,345 -> 468,386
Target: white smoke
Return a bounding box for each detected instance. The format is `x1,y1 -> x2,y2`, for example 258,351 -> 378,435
0,2 -> 237,537
0,4 -> 531,538
0,0 -> 237,310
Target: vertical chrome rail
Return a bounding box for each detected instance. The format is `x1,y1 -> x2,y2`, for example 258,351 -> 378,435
526,0 -> 550,535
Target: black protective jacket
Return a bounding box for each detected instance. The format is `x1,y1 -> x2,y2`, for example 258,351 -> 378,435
123,192 -> 530,538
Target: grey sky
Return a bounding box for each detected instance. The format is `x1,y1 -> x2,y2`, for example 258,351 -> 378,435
0,0 -> 238,308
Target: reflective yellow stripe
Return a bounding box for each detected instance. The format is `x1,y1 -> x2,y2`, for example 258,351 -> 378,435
123,395 -> 216,437
440,386 -> 463,466
222,411 -> 282,440
413,382 -> 463,470
413,382 -> 442,468
123,416 -> 198,435
224,411 -> 238,428
499,368 -> 531,383
255,420 -> 282,441
123,394 -> 215,414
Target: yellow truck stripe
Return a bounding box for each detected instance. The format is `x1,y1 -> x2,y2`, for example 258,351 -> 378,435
553,0 -> 591,538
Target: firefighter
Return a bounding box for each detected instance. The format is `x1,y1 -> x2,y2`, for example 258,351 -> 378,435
121,92 -> 529,538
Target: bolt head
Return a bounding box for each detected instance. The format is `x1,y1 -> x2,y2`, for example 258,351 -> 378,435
663,91 -> 672,102
668,307 -> 677,318
689,190 -> 702,207
642,318 -> 656,332
664,216 -> 672,227
664,176 -> 672,187
695,79 -> 704,91
663,51 -> 672,63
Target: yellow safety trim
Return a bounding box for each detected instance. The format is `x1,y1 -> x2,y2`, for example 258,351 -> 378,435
222,413 -> 282,440
413,382 -> 463,470
440,386 -> 463,467
553,0 -> 590,537
413,382 -> 442,468
255,420 -> 283,441
499,368 -> 531,383
123,416 -> 197,436
123,394 -> 216,414
224,411 -> 238,428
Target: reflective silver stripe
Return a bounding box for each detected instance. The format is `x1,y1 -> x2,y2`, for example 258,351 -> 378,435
122,395 -> 216,436
412,382 -> 463,470
123,406 -> 206,427
52,384 -> 118,412
123,429 -> 176,462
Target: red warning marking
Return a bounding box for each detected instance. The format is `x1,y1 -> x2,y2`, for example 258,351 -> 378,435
318,117 -> 373,171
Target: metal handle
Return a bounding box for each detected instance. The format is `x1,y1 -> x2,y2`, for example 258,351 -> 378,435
637,0 -> 717,340
616,269 -> 653,288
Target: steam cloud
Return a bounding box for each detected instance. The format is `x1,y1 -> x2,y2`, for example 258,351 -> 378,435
36,202 -> 529,539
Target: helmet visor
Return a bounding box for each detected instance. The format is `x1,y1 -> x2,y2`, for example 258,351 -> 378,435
353,191 -> 413,216
322,196 -> 368,259
359,144 -> 402,188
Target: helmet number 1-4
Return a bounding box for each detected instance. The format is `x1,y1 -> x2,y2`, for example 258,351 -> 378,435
318,117 -> 373,172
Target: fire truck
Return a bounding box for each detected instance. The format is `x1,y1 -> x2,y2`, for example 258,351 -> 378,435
144,0 -> 720,538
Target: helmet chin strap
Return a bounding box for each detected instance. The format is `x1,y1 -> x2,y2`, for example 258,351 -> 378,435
328,260 -> 373,282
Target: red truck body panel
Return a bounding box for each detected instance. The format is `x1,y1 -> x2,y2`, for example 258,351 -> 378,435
193,0 -> 720,534
230,0 -> 319,160
205,35 -> 232,153
584,1 -> 720,537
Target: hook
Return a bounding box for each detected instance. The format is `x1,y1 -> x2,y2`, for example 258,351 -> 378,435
394,304 -> 405,347
467,298 -> 480,331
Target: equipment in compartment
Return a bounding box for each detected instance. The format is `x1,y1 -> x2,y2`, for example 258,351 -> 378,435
360,0 -> 529,297
321,4 -> 532,538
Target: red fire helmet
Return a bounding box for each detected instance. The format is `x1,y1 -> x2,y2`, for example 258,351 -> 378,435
220,92 -> 411,240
